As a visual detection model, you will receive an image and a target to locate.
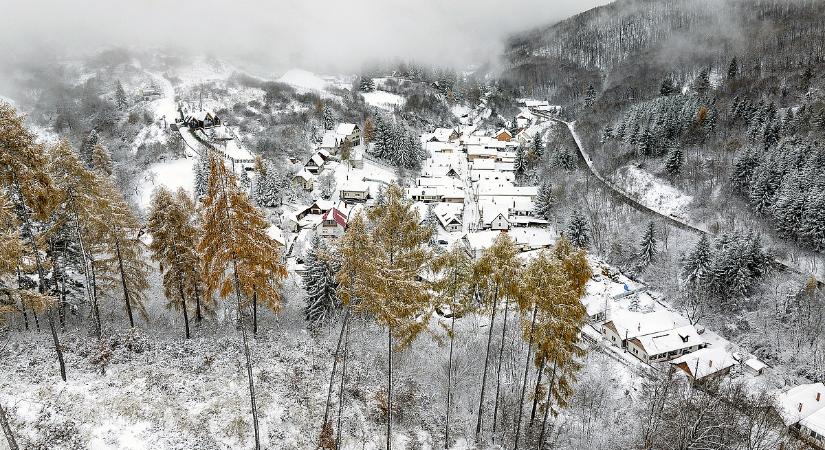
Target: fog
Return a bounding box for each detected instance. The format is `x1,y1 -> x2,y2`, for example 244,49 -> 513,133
1,0 -> 610,74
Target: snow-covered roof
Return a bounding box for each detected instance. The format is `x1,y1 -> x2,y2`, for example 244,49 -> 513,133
631,325 -> 704,357
603,309 -> 675,341
467,145 -> 498,158
266,225 -> 285,246
321,130 -> 338,148
481,203 -> 509,225
744,358 -> 767,372
471,159 -> 497,171
776,383 -> 825,426
437,210 -> 461,228
671,347 -> 736,380
336,123 -> 357,136
478,185 -> 538,198
801,406 -> 825,438
430,127 -> 459,143
307,153 -> 325,167
321,207 -> 348,228
293,169 -> 314,181
340,178 -> 369,192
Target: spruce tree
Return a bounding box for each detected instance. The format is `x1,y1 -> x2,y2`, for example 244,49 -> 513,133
727,57 -> 738,81
322,105 -> 336,130
80,129 -> 99,167
532,132 -> 544,158
637,221 -> 658,269
359,77 -> 375,92
565,210 -> 591,249
91,143 -> 113,177
682,235 -> 711,291
664,143 -> 683,176
115,80 -> 128,110
302,234 -> 341,326
660,77 -> 676,96
514,146 -> 526,178
533,181 -> 555,220
193,154 -> 210,200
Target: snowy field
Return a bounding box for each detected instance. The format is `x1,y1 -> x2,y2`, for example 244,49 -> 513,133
136,157 -> 197,211
613,165 -> 693,219
361,91 -> 405,110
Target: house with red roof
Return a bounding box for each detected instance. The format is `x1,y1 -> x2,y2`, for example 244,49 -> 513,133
318,207 -> 348,238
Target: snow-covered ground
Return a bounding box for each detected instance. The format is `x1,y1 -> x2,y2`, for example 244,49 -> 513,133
136,157 -> 197,211
361,90 -> 405,110
613,165 -> 693,219
277,69 -> 329,93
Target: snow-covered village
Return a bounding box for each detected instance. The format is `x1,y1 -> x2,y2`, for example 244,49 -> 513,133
2,1 -> 825,449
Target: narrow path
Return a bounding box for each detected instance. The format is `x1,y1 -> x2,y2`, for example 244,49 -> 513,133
536,110 -> 822,285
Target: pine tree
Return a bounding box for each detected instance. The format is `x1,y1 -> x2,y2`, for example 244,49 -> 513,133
682,235 -> 711,291
664,143 -> 683,176
532,132 -> 544,158
727,57 -> 738,81
584,84 -> 596,107
302,234 -> 341,326
80,129 -> 99,167
660,77 -> 677,96
533,181 -> 555,220
194,154 -> 211,200
359,77 -> 375,92
91,143 -> 113,177
637,221 -> 658,269
197,157 -> 287,450
239,170 -> 251,191
514,146 -> 526,178
322,105 -> 336,130
115,80 -> 128,110
430,243 -> 474,448
694,68 -> 711,95
147,186 -> 205,338
565,210 -> 591,249
93,179 -> 151,328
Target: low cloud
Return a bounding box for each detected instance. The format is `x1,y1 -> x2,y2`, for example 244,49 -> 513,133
1,0 -> 610,73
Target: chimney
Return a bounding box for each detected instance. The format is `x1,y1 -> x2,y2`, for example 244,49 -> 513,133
708,360 -> 713,367
637,323 -> 641,332
799,402 -> 803,413
817,392 -> 821,402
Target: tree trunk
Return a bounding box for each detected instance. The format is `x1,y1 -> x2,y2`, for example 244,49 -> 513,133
75,222 -> 101,339
232,263 -> 260,450
324,309 -> 351,427
514,303 -> 538,450
17,266 -> 29,331
529,356 -> 546,427
335,319 -> 350,450
252,288 -> 258,335
387,327 -> 393,450
48,310 -> 66,381
90,258 -> 102,338
538,362 -> 557,448
0,403 -> 19,450
114,239 -> 135,328
491,295 -> 512,438
475,285 -> 499,441
444,315 -> 456,449
177,274 -> 190,339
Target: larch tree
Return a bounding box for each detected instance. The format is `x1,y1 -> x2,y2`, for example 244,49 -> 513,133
431,243 -> 474,449
0,102 -> 64,380
533,239 -> 590,448
93,179 -> 151,328
46,140 -> 110,338
472,232 -> 522,440
147,186 -> 204,338
360,184 -> 434,450
198,157 -> 287,450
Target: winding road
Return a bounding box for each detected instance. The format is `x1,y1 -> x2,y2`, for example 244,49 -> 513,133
535,110 -> 823,286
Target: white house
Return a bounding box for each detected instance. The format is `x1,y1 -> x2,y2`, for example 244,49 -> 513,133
670,347 -> 736,383
776,383 -> 825,449
437,211 -> 462,233
340,178 -> 369,202
482,205 -> 511,231
292,169 -> 315,191
467,145 -> 498,161
601,309 -> 675,349
744,358 -> 768,376
305,153 -> 326,174
318,207 -> 348,238
626,325 -> 705,363
336,123 -> 361,147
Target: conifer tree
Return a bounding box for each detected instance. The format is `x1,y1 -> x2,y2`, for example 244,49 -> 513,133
683,235 -> 711,290
660,77 -> 677,96
664,143 -> 683,176
302,234 -> 341,326
115,80 -> 128,110
91,143 -> 113,177
431,243 -> 474,448
147,186 -> 204,338
0,102 -> 64,379
80,129 -> 99,167
727,57 -> 738,81
637,221 -> 658,270
93,179 -> 151,328
532,132 -> 544,158
363,118 -> 375,144
352,184 -> 433,449
584,84 -> 596,107
47,140 -> 109,337
193,154 -> 210,200
359,77 -> 375,92
514,238 -> 589,449
533,181 -> 555,220
323,105 -> 336,130
514,146 -> 526,178
472,233 -> 521,441
198,157 -> 287,450
565,210 -> 591,250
